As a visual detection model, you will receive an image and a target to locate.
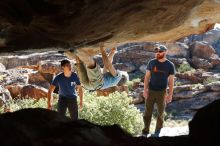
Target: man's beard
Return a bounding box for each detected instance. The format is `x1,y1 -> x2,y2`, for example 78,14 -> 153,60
156,54 -> 165,59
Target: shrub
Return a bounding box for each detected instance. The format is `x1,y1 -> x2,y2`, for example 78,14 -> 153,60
203,76 -> 220,84
126,78 -> 141,91
177,63 -> 194,73
175,81 -> 183,86
79,91 -> 144,135
0,98 -> 58,113
0,92 -> 144,136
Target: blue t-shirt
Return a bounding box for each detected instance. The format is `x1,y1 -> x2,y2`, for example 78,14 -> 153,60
52,72 -> 81,98
147,59 -> 175,91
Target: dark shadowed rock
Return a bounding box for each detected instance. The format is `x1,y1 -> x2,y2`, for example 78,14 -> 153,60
1,0 -> 219,52
0,108 -> 190,146
0,100 -> 219,146
189,99 -> 220,145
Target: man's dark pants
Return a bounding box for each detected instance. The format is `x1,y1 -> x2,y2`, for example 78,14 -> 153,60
143,89 -> 166,133
58,97 -> 78,120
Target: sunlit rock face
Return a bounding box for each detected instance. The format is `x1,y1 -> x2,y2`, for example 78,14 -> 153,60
1,0 -> 220,53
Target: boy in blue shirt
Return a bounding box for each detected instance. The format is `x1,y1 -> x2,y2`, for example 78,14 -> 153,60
47,59 -> 83,120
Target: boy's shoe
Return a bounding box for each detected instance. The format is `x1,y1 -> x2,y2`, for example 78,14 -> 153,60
141,131 -> 150,137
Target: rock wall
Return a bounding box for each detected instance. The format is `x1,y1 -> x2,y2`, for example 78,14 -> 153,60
1,0 -> 220,52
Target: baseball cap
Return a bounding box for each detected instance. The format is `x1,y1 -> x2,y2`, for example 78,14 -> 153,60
154,45 -> 167,51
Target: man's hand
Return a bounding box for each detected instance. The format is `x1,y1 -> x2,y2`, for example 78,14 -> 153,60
47,102 -> 53,110
79,101 -> 83,111
143,90 -> 148,100
165,94 -> 173,104
47,85 -> 56,110
77,85 -> 83,111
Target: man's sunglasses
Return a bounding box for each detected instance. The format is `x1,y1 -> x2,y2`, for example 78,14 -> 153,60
64,64 -> 71,67
155,50 -> 164,53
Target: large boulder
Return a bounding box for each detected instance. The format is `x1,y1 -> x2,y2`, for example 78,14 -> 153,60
189,41 -> 216,60
166,42 -> 189,58
190,57 -> 213,70
181,28 -> 220,56
6,84 -> 48,99
0,108 -> 190,146
1,0 -> 220,52
1,100 -> 220,145
28,72 -> 52,89
189,99 -> 220,145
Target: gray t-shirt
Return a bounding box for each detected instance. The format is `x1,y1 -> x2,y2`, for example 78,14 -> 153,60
147,59 -> 175,91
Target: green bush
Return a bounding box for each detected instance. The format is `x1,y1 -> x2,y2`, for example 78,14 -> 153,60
126,78 -> 141,91
203,76 -> 220,84
79,91 -> 144,135
175,81 -> 183,86
177,63 -> 194,73
0,92 -> 144,135
0,98 -> 58,113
